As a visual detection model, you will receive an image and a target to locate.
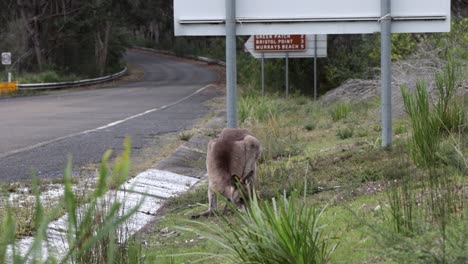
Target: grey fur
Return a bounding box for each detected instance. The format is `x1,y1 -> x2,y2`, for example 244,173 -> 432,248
192,128 -> 261,219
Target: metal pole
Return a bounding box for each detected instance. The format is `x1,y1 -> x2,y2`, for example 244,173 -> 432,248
285,52 -> 289,98
226,0 -> 237,128
261,52 -> 265,97
314,35 -> 318,100
380,0 -> 392,148
8,72 -> 11,82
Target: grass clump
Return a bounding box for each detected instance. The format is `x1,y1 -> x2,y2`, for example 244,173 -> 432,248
355,127 -> 370,137
434,61 -> 467,134
336,127 -> 354,140
330,102 -> 352,122
304,122 -> 317,131
393,122 -> 408,135
178,130 -> 195,141
186,189 -> 338,264
250,116 -> 302,161
238,95 -> 284,124
401,81 -> 441,167
402,61 -> 466,168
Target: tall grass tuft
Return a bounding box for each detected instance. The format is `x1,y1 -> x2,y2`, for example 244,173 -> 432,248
401,81 -> 441,167
238,95 -> 284,124
185,189 -> 338,264
0,137 -> 143,263
63,137 -> 141,263
386,179 -> 420,236
250,116 -> 302,162
330,102 -> 352,122
434,61 -> 466,134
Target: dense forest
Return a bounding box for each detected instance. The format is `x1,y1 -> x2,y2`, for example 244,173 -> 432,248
0,0 -> 466,91
0,0 -> 173,77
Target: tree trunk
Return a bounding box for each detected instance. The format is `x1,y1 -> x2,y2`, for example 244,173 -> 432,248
95,20 -> 112,76
18,0 -> 44,71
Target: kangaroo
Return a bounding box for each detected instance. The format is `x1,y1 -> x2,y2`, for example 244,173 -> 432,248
192,128 -> 261,219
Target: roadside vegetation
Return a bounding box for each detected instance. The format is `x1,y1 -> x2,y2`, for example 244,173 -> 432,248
138,59 -> 466,263
132,16 -> 468,260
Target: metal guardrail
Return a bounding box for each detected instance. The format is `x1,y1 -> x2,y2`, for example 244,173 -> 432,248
134,47 -> 226,67
15,45 -> 224,91
17,67 -> 128,91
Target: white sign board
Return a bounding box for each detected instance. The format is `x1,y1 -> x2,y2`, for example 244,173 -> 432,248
174,0 -> 450,36
245,35 -> 327,59
1,52 -> 11,65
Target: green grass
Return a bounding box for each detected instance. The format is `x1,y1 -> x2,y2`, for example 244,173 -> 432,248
17,70 -> 80,83
330,102 -> 352,122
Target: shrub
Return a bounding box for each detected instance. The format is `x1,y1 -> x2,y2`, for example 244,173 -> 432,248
304,123 -> 317,131
336,127 -> 354,140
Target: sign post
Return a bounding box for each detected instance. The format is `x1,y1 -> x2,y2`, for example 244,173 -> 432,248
2,52 -> 12,83
285,52 -> 289,98
381,0 -> 392,148
314,35 -> 318,100
225,0 -> 237,128
261,53 -> 265,96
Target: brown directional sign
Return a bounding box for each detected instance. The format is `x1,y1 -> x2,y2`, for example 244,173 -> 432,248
254,35 -> 306,52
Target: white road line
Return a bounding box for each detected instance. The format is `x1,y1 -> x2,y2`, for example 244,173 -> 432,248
0,84 -> 213,159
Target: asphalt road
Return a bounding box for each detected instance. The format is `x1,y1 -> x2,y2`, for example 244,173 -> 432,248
0,50 -> 220,182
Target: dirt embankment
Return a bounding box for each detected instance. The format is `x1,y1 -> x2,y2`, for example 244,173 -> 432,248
322,52 -> 467,118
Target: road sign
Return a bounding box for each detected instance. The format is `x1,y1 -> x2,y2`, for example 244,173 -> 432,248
1,52 -> 11,65
174,0 -> 450,36
245,35 -> 327,59
254,35 -> 306,52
